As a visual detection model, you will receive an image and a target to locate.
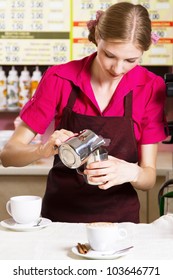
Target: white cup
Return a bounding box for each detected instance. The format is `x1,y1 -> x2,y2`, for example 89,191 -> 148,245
86,222 -> 127,252
6,195 -> 42,224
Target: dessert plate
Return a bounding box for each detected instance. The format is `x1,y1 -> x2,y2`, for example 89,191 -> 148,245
72,244 -> 133,260
0,217 -> 52,231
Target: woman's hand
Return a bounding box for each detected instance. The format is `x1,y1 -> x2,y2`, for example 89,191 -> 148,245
84,155 -> 139,190
38,129 -> 76,158
1,121 -> 76,167
84,144 -> 157,191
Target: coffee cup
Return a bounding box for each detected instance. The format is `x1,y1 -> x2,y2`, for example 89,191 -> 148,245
6,195 -> 42,224
77,147 -> 108,185
86,222 -> 127,252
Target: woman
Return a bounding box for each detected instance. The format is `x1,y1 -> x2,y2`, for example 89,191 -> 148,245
1,2 -> 167,223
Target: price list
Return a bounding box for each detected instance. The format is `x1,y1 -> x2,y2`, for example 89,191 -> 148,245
72,0 -> 140,60
0,0 -> 70,65
72,0 -> 113,60
0,0 -> 173,66
72,0 -> 173,65
138,0 -> 173,65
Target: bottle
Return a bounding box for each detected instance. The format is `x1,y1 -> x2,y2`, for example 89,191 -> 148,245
18,66 -> 31,108
30,66 -> 42,97
0,66 -> 7,111
6,66 -> 19,111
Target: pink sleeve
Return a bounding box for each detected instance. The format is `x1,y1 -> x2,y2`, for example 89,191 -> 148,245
139,76 -> 167,144
20,69 -> 70,134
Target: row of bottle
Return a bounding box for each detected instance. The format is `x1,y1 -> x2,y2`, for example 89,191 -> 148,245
0,66 -> 42,111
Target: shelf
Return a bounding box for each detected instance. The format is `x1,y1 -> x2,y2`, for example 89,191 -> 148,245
0,110 -> 20,114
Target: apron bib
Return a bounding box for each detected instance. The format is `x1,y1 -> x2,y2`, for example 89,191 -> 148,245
42,86 -> 140,223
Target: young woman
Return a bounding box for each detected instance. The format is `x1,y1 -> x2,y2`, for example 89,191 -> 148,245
1,2 -> 167,223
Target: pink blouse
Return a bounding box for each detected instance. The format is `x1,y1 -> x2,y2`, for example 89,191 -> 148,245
20,52 -> 167,145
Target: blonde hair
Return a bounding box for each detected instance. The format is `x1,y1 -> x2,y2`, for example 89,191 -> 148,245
88,2 -> 152,51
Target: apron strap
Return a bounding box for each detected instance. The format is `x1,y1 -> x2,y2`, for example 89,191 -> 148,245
66,85 -> 79,109
66,86 -> 133,118
124,91 -> 133,118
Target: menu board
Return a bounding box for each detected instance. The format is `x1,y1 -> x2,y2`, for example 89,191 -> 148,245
72,0 -> 112,60
139,0 -> 173,65
72,0 -> 173,65
72,0 -> 142,60
0,0 -> 173,66
0,0 -> 71,64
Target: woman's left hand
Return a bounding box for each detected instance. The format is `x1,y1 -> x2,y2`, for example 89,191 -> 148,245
84,155 -> 139,190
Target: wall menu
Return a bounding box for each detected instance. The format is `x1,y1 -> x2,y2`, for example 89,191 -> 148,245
139,0 -> 173,65
0,0 -> 71,65
0,0 -> 173,66
72,0 -> 173,66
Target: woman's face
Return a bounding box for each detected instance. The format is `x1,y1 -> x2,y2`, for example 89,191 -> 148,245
95,39 -> 143,80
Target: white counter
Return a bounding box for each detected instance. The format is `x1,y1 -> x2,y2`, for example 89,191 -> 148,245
0,151 -> 173,223
156,151 -> 173,176
0,152 -> 172,176
0,214 -> 173,260
0,157 -> 54,175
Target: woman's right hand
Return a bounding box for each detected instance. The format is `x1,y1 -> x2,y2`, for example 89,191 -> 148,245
1,121 -> 76,167
38,129 -> 75,158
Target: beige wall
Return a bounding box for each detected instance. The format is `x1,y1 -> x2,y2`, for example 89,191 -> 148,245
0,175 -> 47,221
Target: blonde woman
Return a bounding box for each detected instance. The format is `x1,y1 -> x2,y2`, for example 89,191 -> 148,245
1,2 -> 167,223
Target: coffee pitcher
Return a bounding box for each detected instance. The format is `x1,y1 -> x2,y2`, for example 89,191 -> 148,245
58,129 -> 106,168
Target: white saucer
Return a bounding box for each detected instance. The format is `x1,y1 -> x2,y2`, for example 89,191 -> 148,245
72,244 -> 132,260
0,217 -> 52,231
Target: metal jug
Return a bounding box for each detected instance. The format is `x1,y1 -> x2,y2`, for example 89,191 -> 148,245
77,146 -> 108,185
58,129 -> 106,168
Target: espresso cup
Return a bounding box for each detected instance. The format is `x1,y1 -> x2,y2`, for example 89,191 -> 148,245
6,195 -> 42,224
86,222 -> 127,252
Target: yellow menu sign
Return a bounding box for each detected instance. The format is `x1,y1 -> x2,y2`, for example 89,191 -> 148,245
0,0 -> 172,65
0,0 -> 71,64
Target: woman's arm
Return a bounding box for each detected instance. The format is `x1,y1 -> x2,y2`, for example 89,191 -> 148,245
129,144 -> 157,190
0,121 -> 75,167
84,143 -> 158,191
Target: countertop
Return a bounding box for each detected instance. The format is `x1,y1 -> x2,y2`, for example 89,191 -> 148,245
0,157 -> 54,175
0,151 -> 173,176
0,214 -> 173,260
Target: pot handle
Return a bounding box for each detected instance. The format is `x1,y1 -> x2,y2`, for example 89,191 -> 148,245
76,166 -> 84,176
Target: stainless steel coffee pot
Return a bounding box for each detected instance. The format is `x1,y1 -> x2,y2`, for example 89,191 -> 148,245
58,129 -> 106,168
76,146 -> 108,185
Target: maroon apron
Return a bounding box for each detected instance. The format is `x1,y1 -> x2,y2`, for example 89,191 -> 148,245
41,86 -> 140,223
